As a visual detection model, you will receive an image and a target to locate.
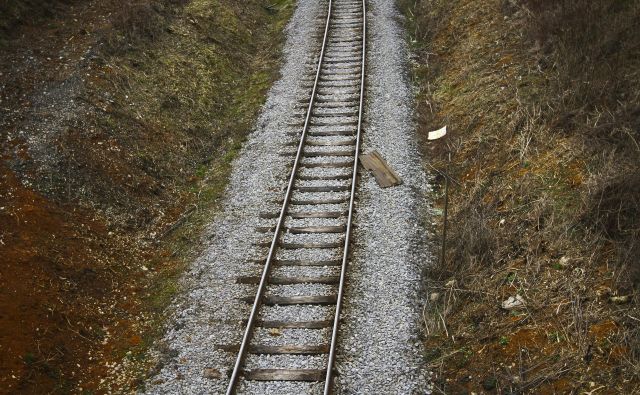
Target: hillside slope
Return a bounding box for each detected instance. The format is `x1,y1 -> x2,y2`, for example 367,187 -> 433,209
0,0 -> 293,392
403,0 -> 640,392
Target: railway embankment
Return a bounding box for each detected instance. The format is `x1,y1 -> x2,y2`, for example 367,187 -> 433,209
0,0 -> 293,392
404,0 -> 640,392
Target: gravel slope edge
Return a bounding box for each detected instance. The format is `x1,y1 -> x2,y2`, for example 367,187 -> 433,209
335,0 -> 432,393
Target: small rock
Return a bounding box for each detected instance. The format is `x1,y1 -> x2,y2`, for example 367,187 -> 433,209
203,368 -> 220,379
501,295 -> 525,310
610,295 -> 631,304
429,292 -> 441,302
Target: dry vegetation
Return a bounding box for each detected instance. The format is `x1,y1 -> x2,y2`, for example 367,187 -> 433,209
0,0 -> 293,392
402,0 -> 640,393
0,0 -> 75,38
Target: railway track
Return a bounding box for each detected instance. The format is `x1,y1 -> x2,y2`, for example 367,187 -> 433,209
225,0 -> 366,393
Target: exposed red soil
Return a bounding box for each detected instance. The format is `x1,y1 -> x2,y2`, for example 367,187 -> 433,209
1,0 -> 292,392
0,2 -> 157,392
1,161 -> 128,392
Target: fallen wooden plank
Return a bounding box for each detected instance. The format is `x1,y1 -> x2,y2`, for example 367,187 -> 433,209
243,369 -> 325,382
359,150 -> 402,188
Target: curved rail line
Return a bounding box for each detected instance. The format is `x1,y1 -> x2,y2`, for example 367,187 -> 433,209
226,0 -> 366,393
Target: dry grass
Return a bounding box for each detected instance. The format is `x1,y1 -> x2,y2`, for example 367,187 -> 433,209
41,0 -> 295,232
0,0 -> 78,37
402,0 -> 640,392
0,0 -> 294,392
85,0 -> 296,390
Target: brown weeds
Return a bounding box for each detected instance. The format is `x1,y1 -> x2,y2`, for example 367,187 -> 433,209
404,0 -> 640,392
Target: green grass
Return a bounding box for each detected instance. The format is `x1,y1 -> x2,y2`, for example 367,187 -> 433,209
93,1 -> 296,390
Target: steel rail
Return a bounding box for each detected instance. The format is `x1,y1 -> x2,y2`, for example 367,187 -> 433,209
225,1 -> 334,393
323,0 -> 366,393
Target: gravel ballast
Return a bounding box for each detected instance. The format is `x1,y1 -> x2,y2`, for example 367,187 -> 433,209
334,0 -> 432,393
143,0 -> 432,394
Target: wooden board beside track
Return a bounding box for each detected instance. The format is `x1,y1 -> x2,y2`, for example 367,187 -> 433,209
359,150 -> 402,188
